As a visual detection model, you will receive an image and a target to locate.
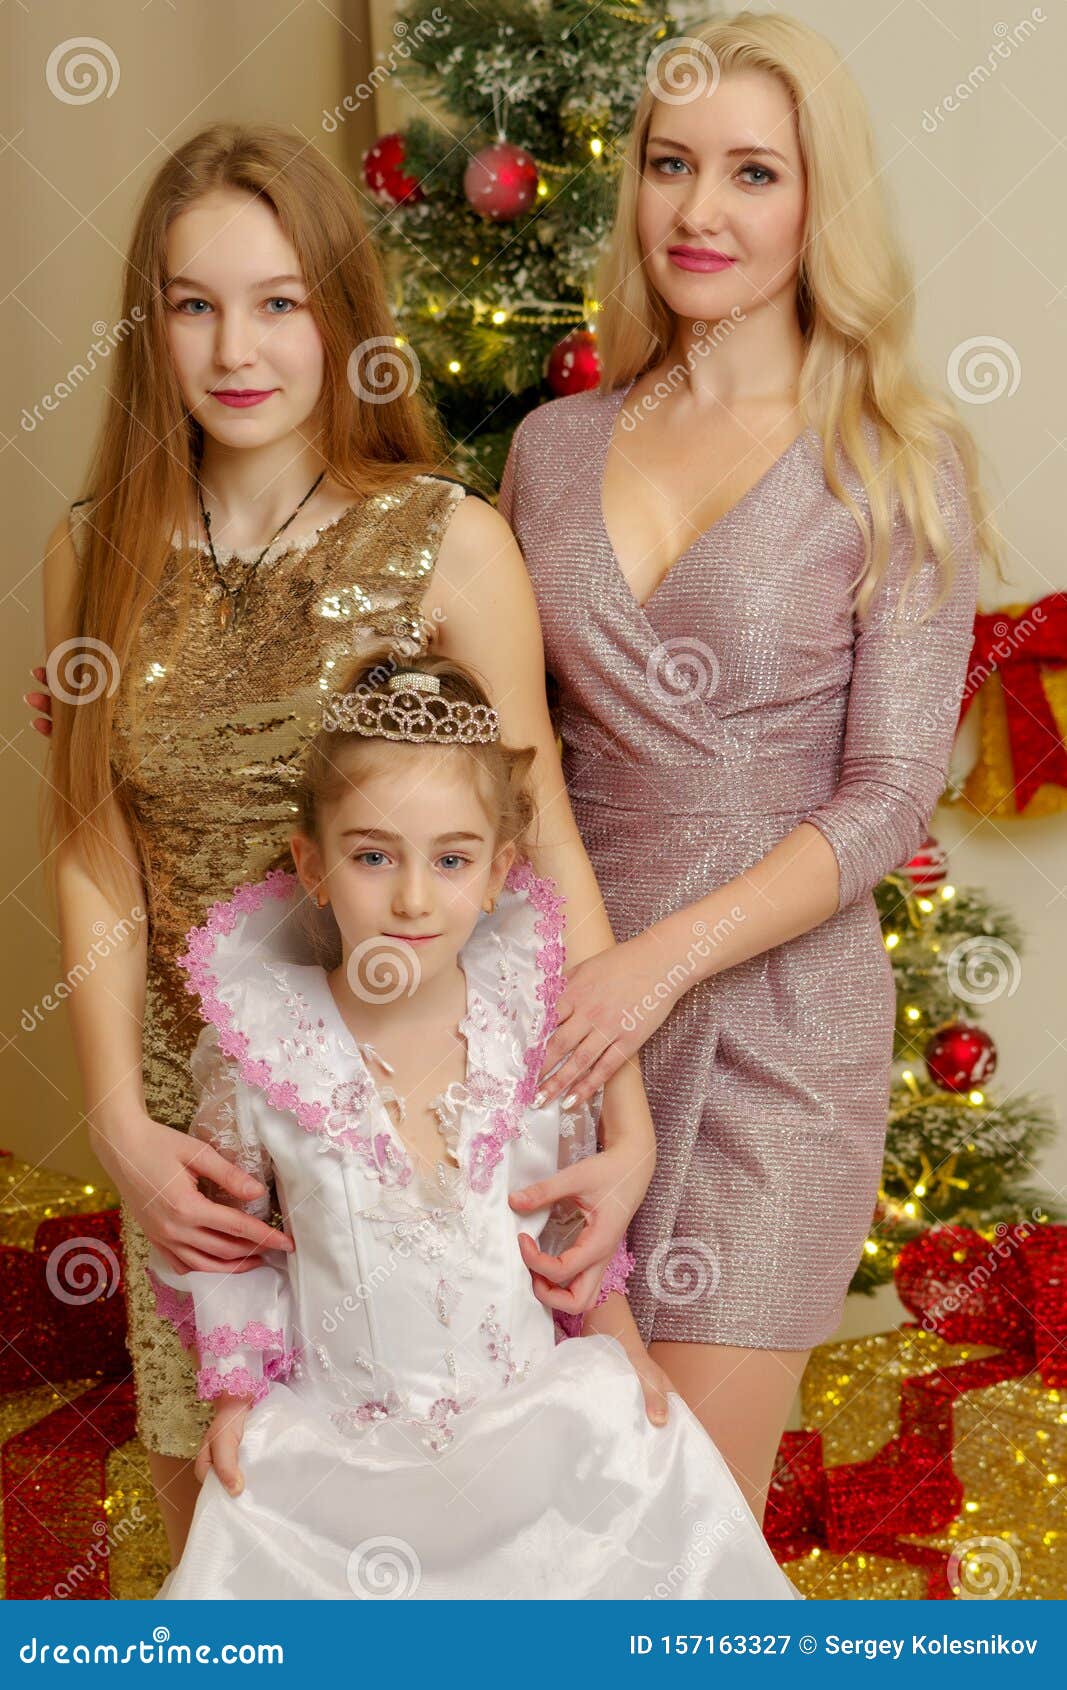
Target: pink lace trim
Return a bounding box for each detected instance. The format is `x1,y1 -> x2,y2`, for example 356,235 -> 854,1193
145,1264 -> 286,1358
197,1345 -> 303,1406
552,1237 -> 635,1340
176,859 -> 568,1196
467,857 -> 567,1193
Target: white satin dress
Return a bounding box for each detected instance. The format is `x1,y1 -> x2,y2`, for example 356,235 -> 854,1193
146,860 -> 802,1601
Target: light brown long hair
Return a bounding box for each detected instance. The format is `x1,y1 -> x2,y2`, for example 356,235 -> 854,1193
47,121 -> 449,907
595,10 -> 1007,620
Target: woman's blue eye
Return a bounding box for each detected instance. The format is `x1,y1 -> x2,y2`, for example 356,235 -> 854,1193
651,155 -> 688,174
354,850 -> 387,866
438,854 -> 468,870
265,297 -> 298,313
740,164 -> 776,185
174,298 -> 211,314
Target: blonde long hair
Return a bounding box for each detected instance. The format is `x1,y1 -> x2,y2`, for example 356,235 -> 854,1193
47,122 -> 449,906
595,10 -> 1006,619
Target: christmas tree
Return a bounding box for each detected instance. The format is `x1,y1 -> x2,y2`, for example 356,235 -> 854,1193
364,0 -> 680,486
853,834 -> 1060,1295
363,3 -> 1060,1291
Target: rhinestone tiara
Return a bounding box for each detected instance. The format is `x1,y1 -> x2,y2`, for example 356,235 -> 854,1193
322,670 -> 500,744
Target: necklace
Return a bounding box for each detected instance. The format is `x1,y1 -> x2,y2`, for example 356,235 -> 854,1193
197,469 -> 326,633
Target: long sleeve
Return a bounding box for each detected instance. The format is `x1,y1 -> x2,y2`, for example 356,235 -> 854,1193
539,1091 -> 635,1340
801,441 -> 980,914
144,1022 -> 300,1406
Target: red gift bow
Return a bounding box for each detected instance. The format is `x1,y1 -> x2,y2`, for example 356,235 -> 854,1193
958,593 -> 1067,811
766,1222 -> 1067,1595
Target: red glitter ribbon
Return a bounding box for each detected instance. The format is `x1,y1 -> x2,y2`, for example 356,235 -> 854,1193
958,594 -> 1067,811
1,1208 -> 134,1597
767,1222 -> 1067,1595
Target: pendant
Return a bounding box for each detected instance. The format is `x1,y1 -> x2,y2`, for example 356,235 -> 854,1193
216,589 -> 241,633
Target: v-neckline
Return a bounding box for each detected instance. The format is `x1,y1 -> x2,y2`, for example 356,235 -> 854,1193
597,377 -> 815,618
310,957 -> 477,1185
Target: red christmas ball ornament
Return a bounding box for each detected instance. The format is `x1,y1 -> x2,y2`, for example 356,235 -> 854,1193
901,833 -> 948,893
545,329 -> 600,396
925,1022 -> 997,1092
363,132 -> 423,205
463,141 -> 539,221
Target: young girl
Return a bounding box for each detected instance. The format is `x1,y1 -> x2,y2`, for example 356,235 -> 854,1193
145,647 -> 802,1600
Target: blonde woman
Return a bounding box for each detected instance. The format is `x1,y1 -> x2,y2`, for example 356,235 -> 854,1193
31,122 -> 660,1571
504,12 -> 1001,1525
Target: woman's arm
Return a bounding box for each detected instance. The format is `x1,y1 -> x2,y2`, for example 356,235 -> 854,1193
427,494 -> 656,1267
41,513 -> 293,1271
427,494 -> 656,1142
533,440 -> 983,1106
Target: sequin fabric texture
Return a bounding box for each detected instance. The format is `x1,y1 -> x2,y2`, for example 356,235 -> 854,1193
498,383 -> 981,1351
67,476 -> 465,1455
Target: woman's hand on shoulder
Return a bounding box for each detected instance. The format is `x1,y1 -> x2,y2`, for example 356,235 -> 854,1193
94,1106 -> 292,1274
534,931 -> 686,1106
196,1396 -> 252,1495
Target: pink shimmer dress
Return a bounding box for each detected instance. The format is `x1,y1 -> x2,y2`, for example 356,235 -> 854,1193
498,380 -> 980,1351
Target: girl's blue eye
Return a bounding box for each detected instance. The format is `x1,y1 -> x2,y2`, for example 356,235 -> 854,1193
265,297 -> 299,313
174,298 -> 211,314
354,850 -> 387,866
650,155 -> 688,175
438,854 -> 468,870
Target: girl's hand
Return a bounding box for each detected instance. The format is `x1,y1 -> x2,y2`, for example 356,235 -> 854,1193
25,665 -> 53,737
510,1138 -> 653,1315
535,931 -> 687,1108
195,1396 -> 252,1495
91,1107 -> 295,1274
580,1291 -> 676,1427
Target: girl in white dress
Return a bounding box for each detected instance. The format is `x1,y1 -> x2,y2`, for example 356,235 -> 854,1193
146,646 -> 801,1601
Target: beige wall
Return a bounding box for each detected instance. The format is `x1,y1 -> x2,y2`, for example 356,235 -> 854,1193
4,3 -> 1064,1344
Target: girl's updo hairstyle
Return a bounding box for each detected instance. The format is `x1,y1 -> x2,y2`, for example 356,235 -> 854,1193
295,638 -> 538,861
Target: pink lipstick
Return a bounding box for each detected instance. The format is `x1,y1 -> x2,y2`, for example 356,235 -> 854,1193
210,389 -> 276,408
667,248 -> 737,273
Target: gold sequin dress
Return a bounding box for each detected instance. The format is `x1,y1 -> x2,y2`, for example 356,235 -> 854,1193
67,476 -> 466,1457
